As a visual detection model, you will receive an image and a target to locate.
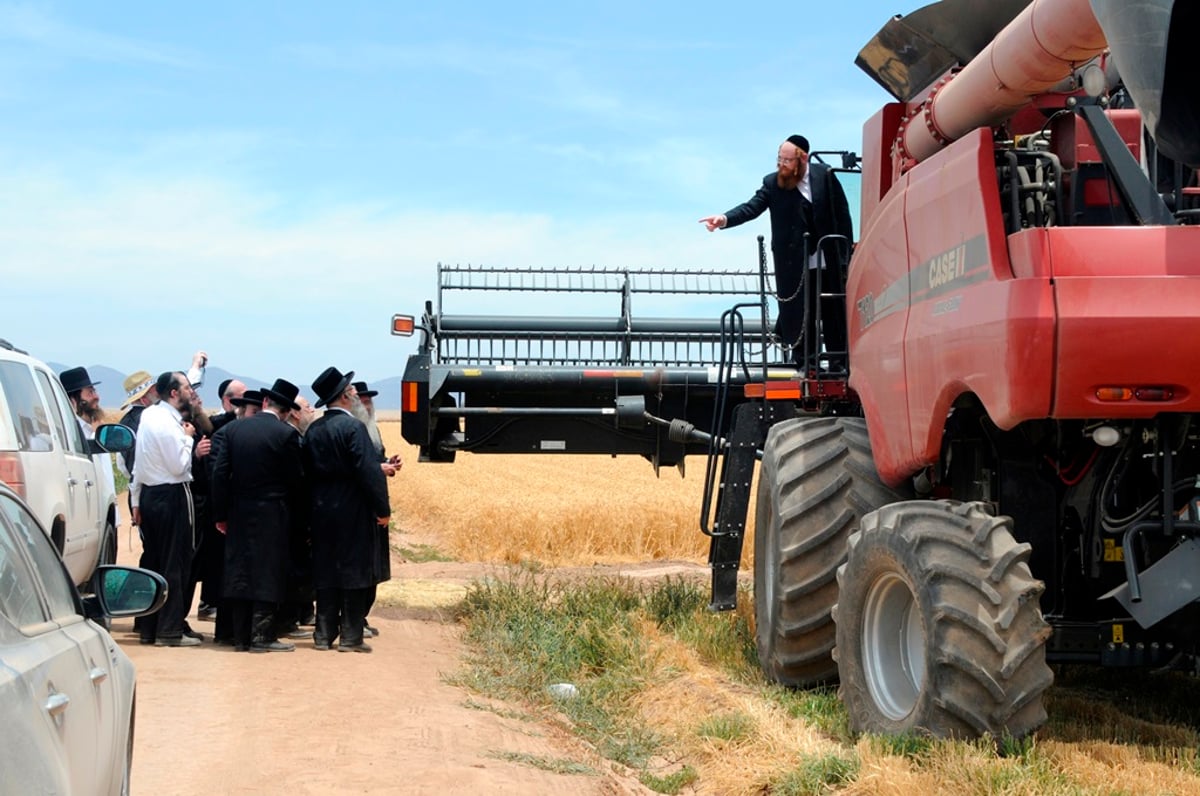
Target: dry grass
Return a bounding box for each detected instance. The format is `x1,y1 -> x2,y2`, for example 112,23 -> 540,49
377,421 -> 1200,794
381,421 -> 756,568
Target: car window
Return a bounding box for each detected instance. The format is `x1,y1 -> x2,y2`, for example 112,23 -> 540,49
40,371 -> 87,456
0,493 -> 78,621
0,361 -> 54,452
0,501 -> 49,628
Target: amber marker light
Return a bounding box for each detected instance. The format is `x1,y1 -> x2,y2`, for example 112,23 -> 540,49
1095,387 -> 1133,402
402,382 -> 419,412
391,315 -> 415,336
745,381 -> 803,400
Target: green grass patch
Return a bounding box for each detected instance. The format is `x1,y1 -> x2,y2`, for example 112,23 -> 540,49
771,752 -> 859,795
639,765 -> 698,794
452,574 -> 659,769
764,684 -> 851,743
695,711 -> 755,742
487,750 -> 597,776
866,731 -> 934,759
647,577 -> 760,680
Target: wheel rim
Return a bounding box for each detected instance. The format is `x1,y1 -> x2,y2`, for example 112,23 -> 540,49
861,572 -> 924,720
762,506 -> 777,620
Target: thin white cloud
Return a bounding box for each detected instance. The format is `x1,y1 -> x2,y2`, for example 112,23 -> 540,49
0,3 -> 195,67
0,164 -> 756,379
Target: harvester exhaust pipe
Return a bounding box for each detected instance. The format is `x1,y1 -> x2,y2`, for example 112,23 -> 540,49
897,0 -> 1200,167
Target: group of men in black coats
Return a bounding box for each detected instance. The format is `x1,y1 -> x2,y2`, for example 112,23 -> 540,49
121,362 -> 395,653
208,366 -> 394,653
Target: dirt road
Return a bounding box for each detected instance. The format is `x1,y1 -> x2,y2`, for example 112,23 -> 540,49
115,550 -> 653,794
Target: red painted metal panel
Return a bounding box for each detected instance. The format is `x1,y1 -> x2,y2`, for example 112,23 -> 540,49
848,170 -> 912,486
1049,227 -> 1200,416
901,130 -> 1054,470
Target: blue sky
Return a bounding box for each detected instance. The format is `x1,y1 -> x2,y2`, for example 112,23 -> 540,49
1,1 -> 904,388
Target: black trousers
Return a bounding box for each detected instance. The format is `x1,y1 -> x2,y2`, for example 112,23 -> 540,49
800,265 -> 847,368
776,251 -> 848,369
138,482 -> 195,641
314,587 -> 369,647
227,598 -> 279,647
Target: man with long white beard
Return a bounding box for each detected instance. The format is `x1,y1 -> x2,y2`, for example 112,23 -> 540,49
351,381 -> 401,638
305,368 -> 390,652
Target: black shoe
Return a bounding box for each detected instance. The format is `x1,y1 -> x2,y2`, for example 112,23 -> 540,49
337,641 -> 372,653
182,627 -> 205,641
155,636 -> 201,647
363,623 -> 379,638
139,637 -> 155,645
250,640 -> 296,653
234,643 -> 251,652
313,641 -> 332,651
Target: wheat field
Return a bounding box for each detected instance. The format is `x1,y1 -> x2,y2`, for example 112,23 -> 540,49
381,420 -> 757,568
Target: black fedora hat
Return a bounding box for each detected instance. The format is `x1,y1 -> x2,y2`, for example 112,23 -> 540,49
230,389 -> 264,408
60,366 -> 100,394
312,366 -> 354,408
351,380 -> 378,398
262,378 -> 301,411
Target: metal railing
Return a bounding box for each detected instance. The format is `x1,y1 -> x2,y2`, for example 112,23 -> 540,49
430,265 -> 784,368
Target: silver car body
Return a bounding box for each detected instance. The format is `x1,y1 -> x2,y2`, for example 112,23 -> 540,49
0,483 -> 164,795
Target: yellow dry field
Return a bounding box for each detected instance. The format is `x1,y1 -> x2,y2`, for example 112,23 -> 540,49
380,420 -> 757,569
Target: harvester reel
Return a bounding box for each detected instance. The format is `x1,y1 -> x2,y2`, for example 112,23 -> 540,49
833,500 -> 1053,738
754,416 -> 910,686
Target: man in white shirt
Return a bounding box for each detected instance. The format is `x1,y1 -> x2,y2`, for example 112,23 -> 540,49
131,371 -> 205,647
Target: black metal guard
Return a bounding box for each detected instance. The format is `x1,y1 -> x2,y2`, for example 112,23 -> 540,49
428,264 -> 786,368
1122,414 -> 1200,602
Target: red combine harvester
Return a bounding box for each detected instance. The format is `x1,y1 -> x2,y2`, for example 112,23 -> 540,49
397,0 -> 1200,739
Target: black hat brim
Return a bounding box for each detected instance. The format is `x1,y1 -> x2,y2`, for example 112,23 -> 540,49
261,388 -> 301,412
314,370 -> 354,408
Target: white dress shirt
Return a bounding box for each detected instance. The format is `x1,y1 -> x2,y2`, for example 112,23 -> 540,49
130,401 -> 194,509
794,169 -> 825,270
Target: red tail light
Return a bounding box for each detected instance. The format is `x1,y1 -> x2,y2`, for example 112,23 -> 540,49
0,452 -> 26,498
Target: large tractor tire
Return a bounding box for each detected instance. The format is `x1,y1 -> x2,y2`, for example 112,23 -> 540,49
833,500 -> 1053,738
754,416 -> 910,687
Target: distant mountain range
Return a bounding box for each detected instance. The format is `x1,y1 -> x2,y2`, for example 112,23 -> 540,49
46,363 -> 403,411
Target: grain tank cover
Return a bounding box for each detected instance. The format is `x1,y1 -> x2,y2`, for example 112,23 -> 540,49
1092,0 -> 1200,166
856,0 -> 1032,102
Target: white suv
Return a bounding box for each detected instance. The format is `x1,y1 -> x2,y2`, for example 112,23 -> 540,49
0,339 -> 127,586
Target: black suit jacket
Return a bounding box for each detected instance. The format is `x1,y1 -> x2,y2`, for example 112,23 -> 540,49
722,162 -> 854,345
723,161 -> 853,273
211,411 -> 305,601
304,410 -> 391,590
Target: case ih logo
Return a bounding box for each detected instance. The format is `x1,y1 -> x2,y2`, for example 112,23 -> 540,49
914,234 -> 989,298
855,234 -> 990,332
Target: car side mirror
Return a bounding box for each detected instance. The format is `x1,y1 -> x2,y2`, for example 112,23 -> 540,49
92,423 -> 135,455
88,565 -> 167,618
